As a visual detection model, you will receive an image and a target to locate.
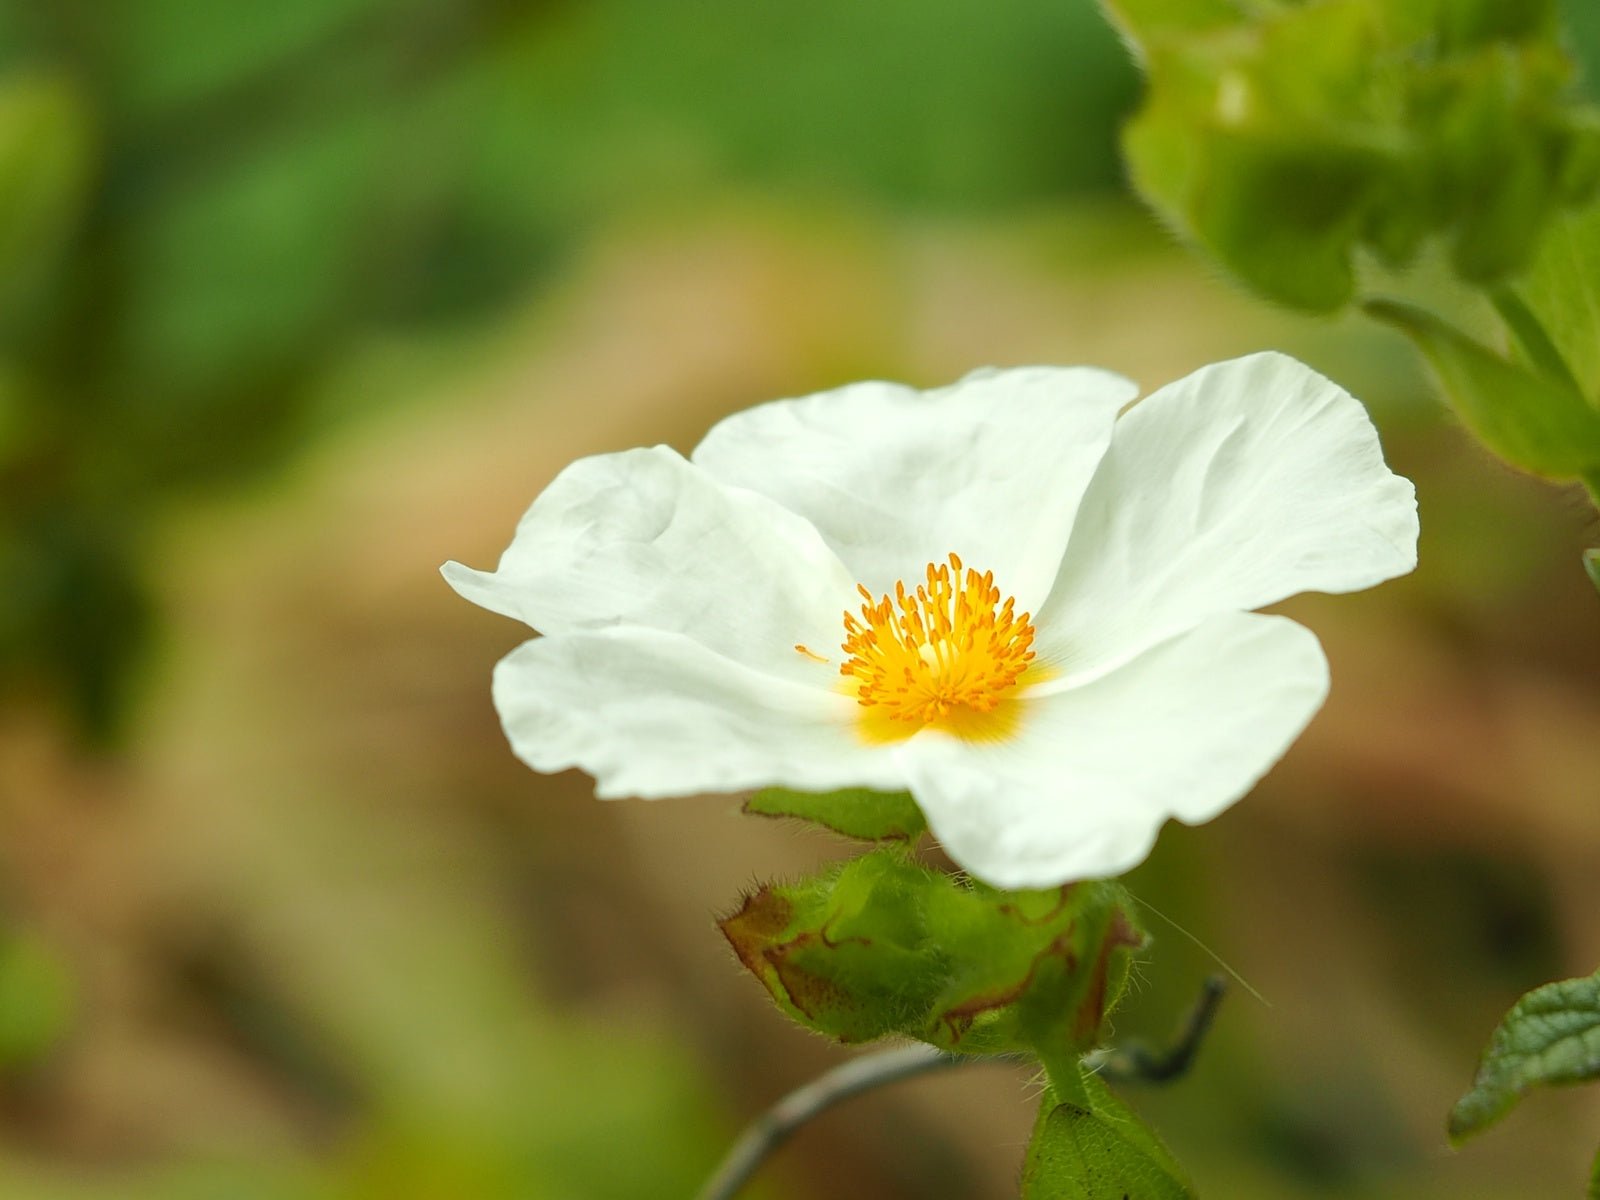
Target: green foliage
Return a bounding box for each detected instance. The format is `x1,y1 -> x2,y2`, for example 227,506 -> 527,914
1585,547 -> 1600,594
719,848 -> 1144,1063
1104,0 -> 1600,312
1365,299 -> 1600,478
1021,1070 -> 1195,1200
1449,965 -> 1600,1142
744,786 -> 927,841
1507,204 -> 1600,406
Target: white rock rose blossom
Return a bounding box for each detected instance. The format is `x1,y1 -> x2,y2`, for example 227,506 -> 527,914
444,352 -> 1418,889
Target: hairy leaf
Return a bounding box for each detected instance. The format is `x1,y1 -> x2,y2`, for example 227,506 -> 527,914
1022,1070 -> 1194,1199
1450,965 -> 1600,1141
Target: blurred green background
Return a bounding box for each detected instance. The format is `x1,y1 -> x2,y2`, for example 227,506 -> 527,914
0,1 -> 1598,1197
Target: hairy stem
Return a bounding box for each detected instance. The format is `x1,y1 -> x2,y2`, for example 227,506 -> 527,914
698,976 -> 1226,1199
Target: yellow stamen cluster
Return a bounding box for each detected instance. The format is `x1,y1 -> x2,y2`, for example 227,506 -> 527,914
841,554 -> 1036,725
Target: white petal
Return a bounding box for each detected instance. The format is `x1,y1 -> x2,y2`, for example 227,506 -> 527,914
895,612 -> 1329,889
442,445 -> 856,686
1032,352 -> 1417,678
493,628 -> 906,799
691,367 -> 1138,610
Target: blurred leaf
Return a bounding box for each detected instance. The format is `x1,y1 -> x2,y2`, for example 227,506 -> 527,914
1488,286 -> 1585,394
744,786 -> 926,841
511,0 -> 1138,213
0,930 -> 75,1070
0,70 -> 95,330
1510,202 -> 1600,404
1105,0 -> 1600,311
1584,547 -> 1599,594
1099,0 -> 1244,46
1021,1070 -> 1194,1200
112,0 -> 399,124
1365,298 -> 1600,477
1126,115 -> 1380,311
0,508 -> 153,744
117,102 -> 389,401
720,849 -> 1143,1059
1449,965 -> 1600,1141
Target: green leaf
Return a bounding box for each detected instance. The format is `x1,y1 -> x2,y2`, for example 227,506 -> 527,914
1449,965 -> 1600,1141
1022,1070 -> 1195,1199
744,787 -> 926,841
719,850 -> 1144,1057
1106,0 -> 1600,311
1585,548 -> 1600,595
1488,286 -> 1584,394
1365,298 -> 1600,477
1124,113 -> 1379,312
1512,203 -> 1600,405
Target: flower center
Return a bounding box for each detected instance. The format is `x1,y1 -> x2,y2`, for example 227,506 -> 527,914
840,553 -> 1036,725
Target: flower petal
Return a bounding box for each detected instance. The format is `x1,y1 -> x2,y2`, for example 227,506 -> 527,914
895,612 -> 1330,889
1032,352 -> 1417,678
493,628 -> 906,799
690,368 -> 1138,609
442,446 -> 857,686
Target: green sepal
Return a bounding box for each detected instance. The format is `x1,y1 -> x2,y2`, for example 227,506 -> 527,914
1449,965 -> 1600,1142
744,786 -> 926,842
1021,1069 -> 1195,1199
918,877 -> 1142,1061
719,848 -> 1144,1058
1365,299 -> 1600,478
720,849 -> 945,1043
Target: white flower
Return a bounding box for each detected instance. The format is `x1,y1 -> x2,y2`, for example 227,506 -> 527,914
443,352 -> 1417,888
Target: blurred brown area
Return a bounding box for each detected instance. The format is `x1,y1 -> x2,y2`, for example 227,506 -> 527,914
3,202 -> 1598,1198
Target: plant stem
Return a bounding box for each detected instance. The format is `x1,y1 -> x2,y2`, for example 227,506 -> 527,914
694,1044 -> 992,1200
1088,974 -> 1228,1085
697,976 -> 1227,1199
